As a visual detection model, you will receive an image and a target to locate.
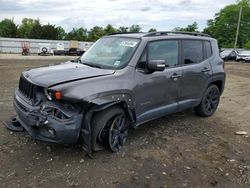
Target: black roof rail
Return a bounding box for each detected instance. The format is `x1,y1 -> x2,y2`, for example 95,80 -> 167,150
144,31 -> 210,37
108,32 -> 145,35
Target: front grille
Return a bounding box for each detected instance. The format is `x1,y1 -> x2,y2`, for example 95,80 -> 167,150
19,76 -> 37,102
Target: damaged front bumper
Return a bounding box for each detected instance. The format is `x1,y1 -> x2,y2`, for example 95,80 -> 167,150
13,90 -> 83,144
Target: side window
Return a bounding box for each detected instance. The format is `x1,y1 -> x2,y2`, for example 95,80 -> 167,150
148,40 -> 179,68
204,41 -> 212,58
182,40 -> 203,64
230,51 -> 236,56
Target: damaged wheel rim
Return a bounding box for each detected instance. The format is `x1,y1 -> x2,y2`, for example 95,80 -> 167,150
108,114 -> 128,152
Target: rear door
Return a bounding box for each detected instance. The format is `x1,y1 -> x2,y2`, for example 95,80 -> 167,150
179,39 -> 213,110
134,40 -> 182,123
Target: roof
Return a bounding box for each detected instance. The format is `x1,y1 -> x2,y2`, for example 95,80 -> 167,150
106,31 -> 213,40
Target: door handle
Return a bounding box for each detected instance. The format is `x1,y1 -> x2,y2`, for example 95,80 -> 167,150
170,73 -> 182,79
201,67 -> 210,73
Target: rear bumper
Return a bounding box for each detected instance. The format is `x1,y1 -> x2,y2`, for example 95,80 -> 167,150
13,90 -> 83,144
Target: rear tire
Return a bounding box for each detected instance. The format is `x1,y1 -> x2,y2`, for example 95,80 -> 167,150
195,85 -> 220,117
91,106 -> 129,152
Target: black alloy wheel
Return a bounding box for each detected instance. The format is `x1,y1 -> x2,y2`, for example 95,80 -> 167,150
204,87 -> 220,114
93,106 -> 129,152
108,114 -> 128,152
195,85 -> 220,117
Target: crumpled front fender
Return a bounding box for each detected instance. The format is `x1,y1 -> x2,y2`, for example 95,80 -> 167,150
80,93 -> 136,156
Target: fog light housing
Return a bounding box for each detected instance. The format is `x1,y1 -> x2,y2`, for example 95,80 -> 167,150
48,128 -> 56,136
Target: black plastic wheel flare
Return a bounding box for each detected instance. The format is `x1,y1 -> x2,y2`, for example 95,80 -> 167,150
109,115 -> 128,152
204,88 -> 219,113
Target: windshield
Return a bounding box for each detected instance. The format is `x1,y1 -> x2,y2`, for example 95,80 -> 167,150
80,37 -> 140,69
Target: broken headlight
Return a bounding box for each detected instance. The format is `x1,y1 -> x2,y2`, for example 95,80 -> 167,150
44,89 -> 63,101
44,88 -> 52,101
41,106 -> 71,120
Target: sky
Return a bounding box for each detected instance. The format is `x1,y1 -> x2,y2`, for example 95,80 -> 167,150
0,0 -> 236,32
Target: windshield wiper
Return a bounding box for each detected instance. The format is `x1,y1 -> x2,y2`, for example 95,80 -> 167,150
82,62 -> 102,69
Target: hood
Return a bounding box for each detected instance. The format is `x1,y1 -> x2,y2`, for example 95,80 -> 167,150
238,53 -> 250,57
23,62 -> 115,88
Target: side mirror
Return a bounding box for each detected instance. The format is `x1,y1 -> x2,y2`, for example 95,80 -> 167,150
147,60 -> 166,71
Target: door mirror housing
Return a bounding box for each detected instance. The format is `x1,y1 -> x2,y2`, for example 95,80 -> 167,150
147,60 -> 166,71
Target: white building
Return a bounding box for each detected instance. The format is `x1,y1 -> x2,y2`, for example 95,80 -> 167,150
0,37 -> 93,53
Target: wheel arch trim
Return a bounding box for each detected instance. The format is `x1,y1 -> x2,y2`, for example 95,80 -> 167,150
81,98 -> 136,156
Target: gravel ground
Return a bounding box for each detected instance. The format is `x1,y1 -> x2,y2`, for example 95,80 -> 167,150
0,56 -> 250,188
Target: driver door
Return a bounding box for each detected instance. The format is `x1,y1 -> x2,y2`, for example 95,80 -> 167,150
133,40 -> 182,124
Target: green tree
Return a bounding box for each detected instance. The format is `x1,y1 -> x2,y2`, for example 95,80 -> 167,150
29,21 -> 42,39
238,0 -> 250,6
0,18 -> 17,37
173,22 -> 198,32
40,23 -> 59,40
56,26 -> 66,40
67,27 -> 88,41
75,27 -> 88,41
203,0 -> 250,48
67,28 -> 78,40
17,18 -> 42,39
104,24 -> 117,35
245,41 -> 250,49
129,24 -> 141,32
88,26 -> 105,41
148,28 -> 157,32
118,26 -> 129,33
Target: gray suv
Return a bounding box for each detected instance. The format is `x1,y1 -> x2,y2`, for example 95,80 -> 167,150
12,32 -> 225,155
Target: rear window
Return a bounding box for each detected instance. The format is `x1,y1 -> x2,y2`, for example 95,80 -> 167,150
182,40 -> 203,64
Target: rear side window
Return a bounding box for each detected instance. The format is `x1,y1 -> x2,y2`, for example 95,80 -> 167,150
182,40 -> 203,64
148,40 -> 179,67
204,41 -> 212,58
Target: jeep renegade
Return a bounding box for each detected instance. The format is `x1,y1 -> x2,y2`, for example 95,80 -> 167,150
13,32 -> 225,154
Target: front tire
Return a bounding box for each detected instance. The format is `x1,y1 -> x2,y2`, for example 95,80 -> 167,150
195,85 -> 220,117
92,106 -> 129,152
